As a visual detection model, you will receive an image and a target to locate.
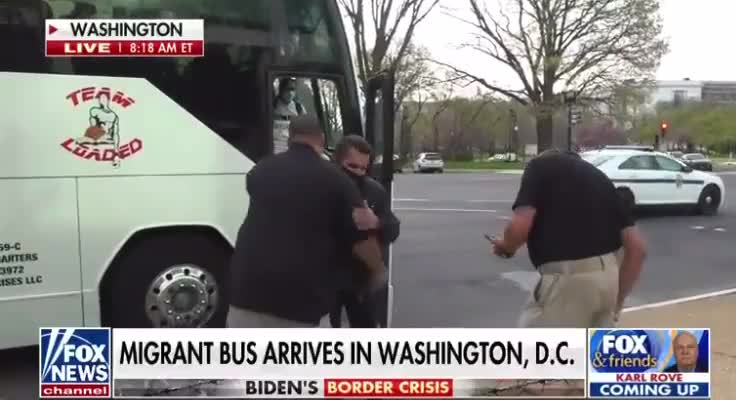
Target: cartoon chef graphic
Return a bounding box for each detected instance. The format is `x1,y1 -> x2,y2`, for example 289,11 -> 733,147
75,92 -> 121,167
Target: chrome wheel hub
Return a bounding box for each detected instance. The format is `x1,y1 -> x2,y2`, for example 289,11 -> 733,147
145,264 -> 218,328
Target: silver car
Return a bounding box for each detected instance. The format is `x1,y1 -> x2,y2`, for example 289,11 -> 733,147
412,152 -> 444,173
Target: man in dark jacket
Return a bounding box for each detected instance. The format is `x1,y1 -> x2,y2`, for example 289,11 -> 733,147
329,135 -> 400,328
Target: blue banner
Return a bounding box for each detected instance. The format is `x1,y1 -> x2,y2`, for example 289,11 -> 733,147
590,382 -> 709,398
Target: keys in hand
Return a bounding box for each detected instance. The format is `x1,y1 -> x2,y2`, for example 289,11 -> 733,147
490,236 -> 514,259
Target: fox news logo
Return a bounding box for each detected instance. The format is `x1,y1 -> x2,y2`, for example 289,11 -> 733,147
591,330 -> 657,372
39,328 -> 111,398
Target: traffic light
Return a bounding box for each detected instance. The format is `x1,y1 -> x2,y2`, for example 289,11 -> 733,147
660,121 -> 668,136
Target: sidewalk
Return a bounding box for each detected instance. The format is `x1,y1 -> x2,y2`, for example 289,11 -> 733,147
619,295 -> 736,397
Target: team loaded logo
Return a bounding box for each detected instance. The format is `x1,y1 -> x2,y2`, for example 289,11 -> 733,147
39,328 -> 111,398
60,86 -> 143,167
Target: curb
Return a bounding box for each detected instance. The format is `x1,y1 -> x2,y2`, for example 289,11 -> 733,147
622,288 -> 736,313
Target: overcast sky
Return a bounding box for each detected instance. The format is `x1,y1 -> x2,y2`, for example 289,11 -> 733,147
410,0 -> 736,90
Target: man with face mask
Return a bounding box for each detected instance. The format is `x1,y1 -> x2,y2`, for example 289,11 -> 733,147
273,77 -> 307,154
329,135 -> 400,328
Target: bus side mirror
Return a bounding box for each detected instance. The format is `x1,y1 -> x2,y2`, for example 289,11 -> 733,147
365,72 -> 396,186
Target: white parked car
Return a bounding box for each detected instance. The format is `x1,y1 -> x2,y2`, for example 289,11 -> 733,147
581,147 -> 725,215
490,153 -> 518,162
412,152 -> 444,173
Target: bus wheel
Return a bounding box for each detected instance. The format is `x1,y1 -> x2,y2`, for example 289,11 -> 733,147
105,233 -> 229,328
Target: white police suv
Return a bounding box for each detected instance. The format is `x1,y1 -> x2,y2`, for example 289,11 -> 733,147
581,146 -> 726,215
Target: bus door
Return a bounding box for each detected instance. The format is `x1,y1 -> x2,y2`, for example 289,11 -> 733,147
365,72 -> 396,327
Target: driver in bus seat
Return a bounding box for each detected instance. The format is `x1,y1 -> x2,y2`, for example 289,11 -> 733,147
273,77 -> 307,154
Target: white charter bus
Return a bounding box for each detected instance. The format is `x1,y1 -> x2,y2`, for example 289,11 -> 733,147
0,0 -> 396,349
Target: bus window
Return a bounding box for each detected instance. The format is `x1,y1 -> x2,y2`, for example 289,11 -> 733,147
272,76 -> 344,154
282,0 -> 338,63
316,79 -> 344,148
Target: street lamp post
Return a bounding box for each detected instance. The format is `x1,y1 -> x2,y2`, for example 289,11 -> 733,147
508,108 -> 518,160
563,91 -> 577,151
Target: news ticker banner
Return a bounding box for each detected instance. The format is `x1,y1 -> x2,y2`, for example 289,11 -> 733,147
45,19 -> 204,57
38,327 -> 710,399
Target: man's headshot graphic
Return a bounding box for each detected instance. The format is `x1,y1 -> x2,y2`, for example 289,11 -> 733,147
663,331 -> 707,373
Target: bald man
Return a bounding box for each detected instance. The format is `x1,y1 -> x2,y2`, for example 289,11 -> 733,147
664,332 -> 707,372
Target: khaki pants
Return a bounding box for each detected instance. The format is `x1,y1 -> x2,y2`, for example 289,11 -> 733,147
518,252 -> 619,328
226,306 -> 332,328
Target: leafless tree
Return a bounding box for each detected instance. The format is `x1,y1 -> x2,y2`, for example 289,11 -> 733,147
389,44 -> 438,154
339,0 -> 440,95
390,44 -> 435,112
429,80 -> 455,150
438,0 -> 668,152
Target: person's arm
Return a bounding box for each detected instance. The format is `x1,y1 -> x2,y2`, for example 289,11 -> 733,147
492,161 -> 540,257
615,193 -> 647,308
245,165 -> 258,196
368,180 -> 400,244
333,171 -> 385,282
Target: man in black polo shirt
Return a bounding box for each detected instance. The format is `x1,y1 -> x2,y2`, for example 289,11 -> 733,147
490,149 -> 647,327
226,115 -> 386,328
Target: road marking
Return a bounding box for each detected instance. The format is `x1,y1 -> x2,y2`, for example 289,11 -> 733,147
689,226 -> 728,232
622,288 -> 736,313
394,198 -> 513,203
394,207 -> 497,213
500,271 -> 537,292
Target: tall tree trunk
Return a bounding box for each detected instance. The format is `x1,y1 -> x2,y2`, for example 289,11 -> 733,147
400,111 -> 412,157
432,120 -> 440,150
536,114 -> 554,153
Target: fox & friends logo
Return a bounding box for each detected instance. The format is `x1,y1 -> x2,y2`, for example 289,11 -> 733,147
39,328 -> 111,398
588,329 -> 710,398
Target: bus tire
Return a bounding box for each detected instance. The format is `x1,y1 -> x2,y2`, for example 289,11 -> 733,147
102,231 -> 230,328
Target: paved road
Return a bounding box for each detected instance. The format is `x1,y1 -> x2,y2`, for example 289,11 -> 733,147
390,171 -> 736,327
2,171 -> 735,399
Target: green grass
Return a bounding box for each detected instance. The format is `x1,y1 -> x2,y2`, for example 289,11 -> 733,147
444,160 -> 525,170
